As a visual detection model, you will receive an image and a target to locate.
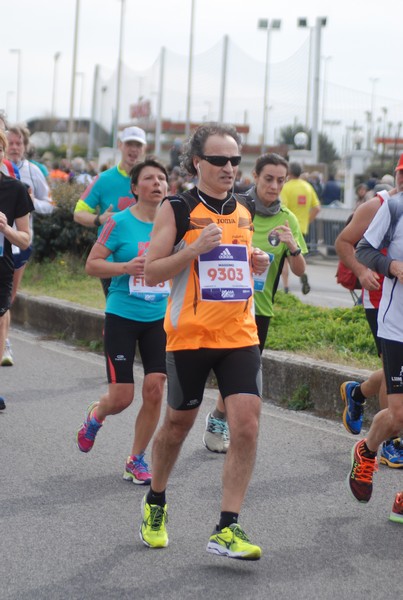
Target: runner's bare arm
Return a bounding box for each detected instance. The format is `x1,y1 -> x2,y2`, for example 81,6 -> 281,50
145,200 -> 222,286
335,197 -> 382,290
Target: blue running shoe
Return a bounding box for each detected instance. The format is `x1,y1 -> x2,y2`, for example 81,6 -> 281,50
340,381 -> 365,435
380,438 -> 403,468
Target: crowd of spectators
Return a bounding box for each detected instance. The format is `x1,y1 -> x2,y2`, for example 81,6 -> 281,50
3,116 -> 399,224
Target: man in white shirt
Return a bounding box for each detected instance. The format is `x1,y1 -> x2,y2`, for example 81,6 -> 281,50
346,156 -> 403,522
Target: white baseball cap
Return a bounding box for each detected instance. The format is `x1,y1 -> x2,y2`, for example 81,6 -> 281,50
119,126 -> 146,145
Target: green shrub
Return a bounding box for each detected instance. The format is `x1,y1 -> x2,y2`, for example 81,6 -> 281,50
33,182 -> 97,261
288,384 -> 312,411
267,291 -> 378,368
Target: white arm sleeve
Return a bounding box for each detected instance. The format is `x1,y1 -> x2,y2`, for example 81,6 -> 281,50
30,164 -> 54,215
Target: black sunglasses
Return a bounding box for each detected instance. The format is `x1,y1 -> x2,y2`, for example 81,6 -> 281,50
199,154 -> 242,167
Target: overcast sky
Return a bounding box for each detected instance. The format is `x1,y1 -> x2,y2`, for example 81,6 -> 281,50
2,0 -> 402,140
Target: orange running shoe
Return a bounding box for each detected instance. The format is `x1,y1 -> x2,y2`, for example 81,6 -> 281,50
347,439 -> 378,503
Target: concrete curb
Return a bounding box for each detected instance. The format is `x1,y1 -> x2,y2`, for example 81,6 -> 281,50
11,292 -> 378,424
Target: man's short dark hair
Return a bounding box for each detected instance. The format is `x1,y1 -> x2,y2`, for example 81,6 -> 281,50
289,162 -> 302,178
130,157 -> 168,186
254,153 -> 288,176
181,122 -> 242,176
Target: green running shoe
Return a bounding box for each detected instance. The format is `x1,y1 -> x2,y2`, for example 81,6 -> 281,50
390,491 -> 403,523
206,523 -> 261,560
139,495 -> 168,548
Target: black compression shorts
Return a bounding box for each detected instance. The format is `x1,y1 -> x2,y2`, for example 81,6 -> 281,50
104,313 -> 166,384
0,274 -> 13,317
380,338 -> 403,395
255,315 -> 271,354
166,345 -> 262,410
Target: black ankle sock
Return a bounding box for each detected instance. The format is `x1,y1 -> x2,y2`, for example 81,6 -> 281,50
351,385 -> 366,403
212,408 -> 226,421
362,441 -> 377,459
218,511 -> 238,530
147,488 -> 166,507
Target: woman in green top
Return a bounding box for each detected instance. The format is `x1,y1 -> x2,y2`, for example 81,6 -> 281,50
250,153 -> 307,352
203,153 -> 307,453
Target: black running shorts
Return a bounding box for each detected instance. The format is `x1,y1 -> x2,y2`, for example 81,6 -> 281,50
0,274 -> 13,317
380,338 -> 403,395
166,345 -> 262,410
104,313 -> 166,384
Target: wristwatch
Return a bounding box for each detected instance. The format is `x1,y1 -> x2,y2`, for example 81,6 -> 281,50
289,247 -> 302,257
94,215 -> 102,227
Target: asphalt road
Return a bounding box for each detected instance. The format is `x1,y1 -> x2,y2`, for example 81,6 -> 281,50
1,329 -> 403,600
282,253 -> 355,309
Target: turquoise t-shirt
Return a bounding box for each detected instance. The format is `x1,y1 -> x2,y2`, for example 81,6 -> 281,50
99,208 -> 168,322
252,205 -> 307,317
80,164 -> 136,234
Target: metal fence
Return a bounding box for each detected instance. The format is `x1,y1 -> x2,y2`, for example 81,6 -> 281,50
306,206 -> 351,255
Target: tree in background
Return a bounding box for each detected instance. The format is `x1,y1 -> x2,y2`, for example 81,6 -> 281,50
279,123 -> 339,168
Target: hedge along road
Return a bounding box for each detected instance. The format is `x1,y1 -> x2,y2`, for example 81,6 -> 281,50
1,327 -> 403,597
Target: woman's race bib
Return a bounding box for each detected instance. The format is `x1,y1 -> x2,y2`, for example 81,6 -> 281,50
128,276 -> 170,303
198,244 -> 252,301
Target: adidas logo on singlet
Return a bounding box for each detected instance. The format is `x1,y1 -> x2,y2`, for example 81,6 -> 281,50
218,247 -> 233,260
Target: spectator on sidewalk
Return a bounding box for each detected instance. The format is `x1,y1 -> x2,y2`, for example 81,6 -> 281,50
69,157 -> 93,187
355,182 -> 368,208
280,161 -> 321,294
322,174 -> 341,206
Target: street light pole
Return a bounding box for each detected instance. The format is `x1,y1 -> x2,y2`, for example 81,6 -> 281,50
88,64 -> 99,160
185,0 -> 195,138
321,55 -> 331,132
369,77 -> 378,151
394,121 -> 402,165
258,18 -> 281,153
155,46 -> 166,156
75,72 -> 85,127
381,106 -> 388,167
297,19 -> 314,130
51,52 -> 61,118
9,49 -> 21,121
311,17 -> 327,164
100,86 -> 108,127
114,0 -> 126,152
67,0 -> 80,160
218,35 -> 229,123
